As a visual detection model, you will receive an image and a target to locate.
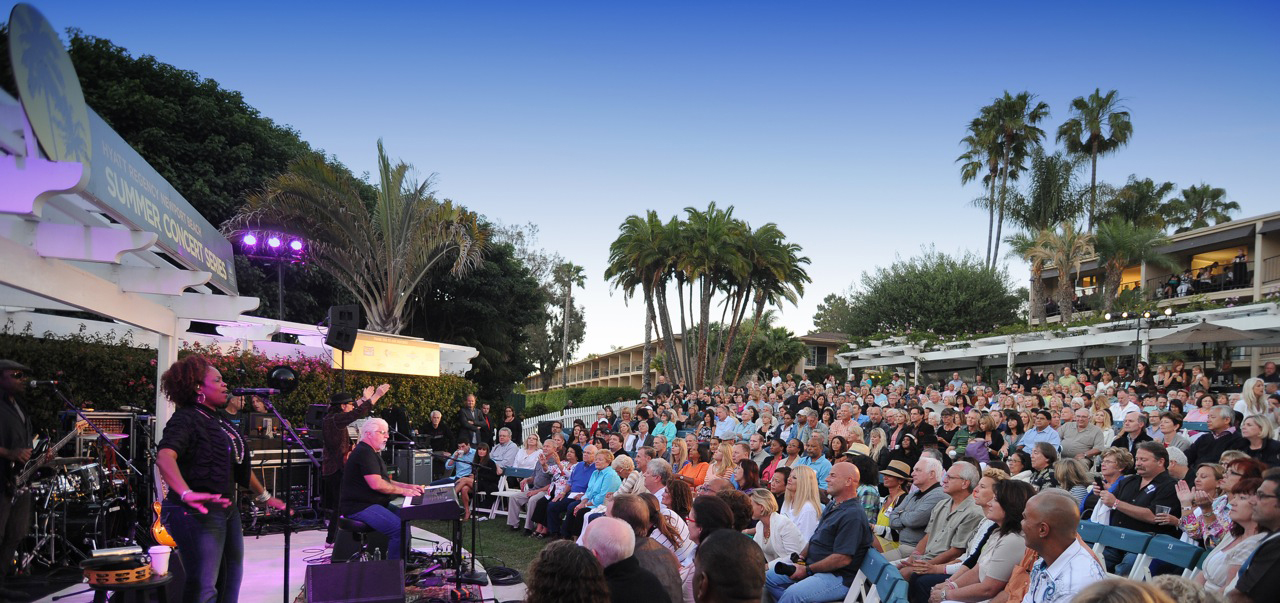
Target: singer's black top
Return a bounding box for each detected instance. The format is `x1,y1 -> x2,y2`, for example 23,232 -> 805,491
339,441 -> 394,515
159,405 -> 251,501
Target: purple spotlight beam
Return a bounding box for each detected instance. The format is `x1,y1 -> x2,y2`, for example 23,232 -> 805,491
289,240 -> 304,252
242,233 -> 257,246
267,236 -> 282,248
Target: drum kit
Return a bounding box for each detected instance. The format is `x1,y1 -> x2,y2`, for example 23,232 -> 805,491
20,433 -> 133,571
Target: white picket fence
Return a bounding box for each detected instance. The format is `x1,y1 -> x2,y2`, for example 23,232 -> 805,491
520,400 -> 643,438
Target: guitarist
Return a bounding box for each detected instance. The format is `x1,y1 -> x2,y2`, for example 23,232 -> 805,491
0,359 -> 37,599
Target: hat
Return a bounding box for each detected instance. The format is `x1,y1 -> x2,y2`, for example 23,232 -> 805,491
845,443 -> 871,456
0,359 -> 31,372
880,459 -> 912,481
329,392 -> 355,406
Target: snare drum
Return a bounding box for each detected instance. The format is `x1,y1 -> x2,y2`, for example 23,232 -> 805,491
69,463 -> 113,502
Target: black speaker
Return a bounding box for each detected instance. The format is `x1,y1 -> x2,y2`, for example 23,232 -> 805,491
325,305 -> 360,353
305,559 -> 404,603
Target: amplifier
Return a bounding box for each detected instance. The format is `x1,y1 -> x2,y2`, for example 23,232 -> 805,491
305,559 -> 404,603
393,449 -> 433,485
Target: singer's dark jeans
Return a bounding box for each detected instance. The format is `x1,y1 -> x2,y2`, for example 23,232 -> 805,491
349,504 -> 402,560
0,490 -> 32,581
162,501 -> 242,603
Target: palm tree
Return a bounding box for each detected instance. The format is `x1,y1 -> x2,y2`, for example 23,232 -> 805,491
752,326 -> 807,380
605,211 -> 670,391
958,114 -> 1001,266
680,202 -> 745,389
987,91 -> 1051,268
553,262 -> 585,388
1004,149 -> 1085,322
1024,222 -> 1094,323
1057,89 -> 1133,231
1101,176 -> 1176,231
723,225 -> 810,384
1094,218 -> 1177,315
1007,231 -> 1050,323
1165,184 -> 1238,233
226,140 -> 485,333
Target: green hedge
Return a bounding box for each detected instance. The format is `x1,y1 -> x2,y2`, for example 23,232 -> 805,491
0,324 -> 475,430
524,386 -> 642,416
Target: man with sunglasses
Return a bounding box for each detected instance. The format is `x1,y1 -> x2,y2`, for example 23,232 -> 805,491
0,360 -> 35,599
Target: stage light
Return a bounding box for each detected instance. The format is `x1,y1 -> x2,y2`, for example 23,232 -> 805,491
267,236 -> 282,248
1121,312 -> 1130,319
1104,312 -> 1113,320
289,240 -> 303,252
1142,310 -> 1152,319
1163,307 -> 1175,317
242,233 -> 257,246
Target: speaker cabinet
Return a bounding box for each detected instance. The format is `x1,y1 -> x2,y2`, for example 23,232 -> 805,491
325,304 -> 360,352
305,559 -> 404,603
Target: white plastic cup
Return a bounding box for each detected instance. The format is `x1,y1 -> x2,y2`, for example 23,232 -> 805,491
149,545 -> 171,576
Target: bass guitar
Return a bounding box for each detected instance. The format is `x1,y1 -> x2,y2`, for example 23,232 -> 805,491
9,426 -> 81,499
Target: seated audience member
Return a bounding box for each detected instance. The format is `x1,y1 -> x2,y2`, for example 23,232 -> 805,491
639,493 -> 694,581
337,418 -> 425,559
1196,477 -> 1264,596
1237,415 -> 1280,467
563,450 -> 621,539
1179,457 -> 1265,549
782,465 -> 824,542
795,436 -> 832,492
1151,575 -> 1222,603
507,438 -> 557,534
895,462 -> 984,577
908,467 -> 1007,603
1185,405 -> 1244,469
1083,447 -> 1134,517
764,462 -> 873,603
524,540 -> 611,603
583,516 -> 672,603
1059,408 -> 1108,465
694,530 -> 767,603
1006,450 -> 1034,483
716,489 -> 755,532
1019,489 -> 1106,603
1111,411 -> 1154,456
1227,469 -> 1280,603
1072,578 -> 1175,603
1053,458 -> 1092,504
608,494 -> 683,603
886,457 -> 949,560
1092,441 -> 1181,576
684,495 -> 736,602
453,442 -> 499,519
1017,410 -> 1062,453
748,487 -> 804,562
1028,442 -> 1059,492
925,480 -> 1036,603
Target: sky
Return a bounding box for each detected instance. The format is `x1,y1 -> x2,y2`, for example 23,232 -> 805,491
11,0 -> 1280,359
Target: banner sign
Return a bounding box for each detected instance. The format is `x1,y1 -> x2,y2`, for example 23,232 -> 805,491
8,3 -> 238,293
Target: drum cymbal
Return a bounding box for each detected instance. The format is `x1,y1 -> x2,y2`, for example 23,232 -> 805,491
48,457 -> 94,466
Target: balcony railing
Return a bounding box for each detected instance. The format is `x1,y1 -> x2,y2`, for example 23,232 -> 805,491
1264,255 -> 1280,283
1145,270 -> 1253,300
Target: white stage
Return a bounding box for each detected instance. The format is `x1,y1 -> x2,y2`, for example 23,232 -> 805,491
35,526 -> 524,603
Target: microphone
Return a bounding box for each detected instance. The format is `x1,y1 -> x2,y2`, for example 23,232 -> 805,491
231,387 -> 280,396
119,405 -> 148,413
390,428 -> 417,448
29,380 -> 59,387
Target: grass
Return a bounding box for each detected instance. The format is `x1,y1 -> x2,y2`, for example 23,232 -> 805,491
410,514 -> 548,573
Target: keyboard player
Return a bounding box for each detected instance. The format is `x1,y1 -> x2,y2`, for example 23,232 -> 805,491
338,418 -> 424,560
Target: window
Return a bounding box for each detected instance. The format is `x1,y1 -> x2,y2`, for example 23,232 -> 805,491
807,345 -> 827,368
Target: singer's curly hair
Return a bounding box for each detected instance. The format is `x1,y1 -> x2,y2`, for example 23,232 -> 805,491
160,355 -> 213,408
525,540 -> 610,603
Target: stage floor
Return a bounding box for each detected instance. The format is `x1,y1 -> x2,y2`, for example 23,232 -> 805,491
34,526 -> 525,603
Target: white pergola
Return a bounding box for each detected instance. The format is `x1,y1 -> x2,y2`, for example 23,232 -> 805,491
836,304 -> 1280,381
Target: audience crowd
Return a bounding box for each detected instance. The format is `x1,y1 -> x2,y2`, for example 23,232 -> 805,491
488,363 -> 1280,602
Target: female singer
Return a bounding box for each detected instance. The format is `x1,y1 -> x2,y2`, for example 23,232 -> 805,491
157,355 -> 286,603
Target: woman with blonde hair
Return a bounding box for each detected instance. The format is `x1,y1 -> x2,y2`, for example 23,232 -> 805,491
1092,408 -> 1115,445
1235,377 -> 1267,419
747,488 -> 804,562
711,441 -> 735,480
1238,414 -> 1280,466
781,464 -> 823,542
867,427 -> 888,467
1071,578 -> 1174,603
670,437 -> 689,472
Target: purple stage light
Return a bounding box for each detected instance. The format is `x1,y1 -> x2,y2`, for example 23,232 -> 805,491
289,240 -> 304,252
242,233 -> 258,246
267,236 -> 282,248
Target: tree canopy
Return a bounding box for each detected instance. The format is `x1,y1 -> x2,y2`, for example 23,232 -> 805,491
823,249 -> 1022,337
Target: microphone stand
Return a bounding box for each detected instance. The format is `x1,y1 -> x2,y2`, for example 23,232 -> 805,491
258,396 -> 320,603
50,385 -> 144,479
432,452 -> 492,594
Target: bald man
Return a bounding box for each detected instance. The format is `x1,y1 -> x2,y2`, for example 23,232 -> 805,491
1018,490 -> 1105,603
584,516 -> 671,603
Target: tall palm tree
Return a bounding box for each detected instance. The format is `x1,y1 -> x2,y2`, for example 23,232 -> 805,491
1165,184 -> 1238,233
1007,231 -> 1050,323
553,262 -> 585,388
987,91 -> 1051,268
605,211 -> 671,391
1101,176 -> 1176,231
723,225 -> 810,385
226,140 -> 485,333
1004,149 -> 1085,323
958,114 -> 1001,266
1094,218 -> 1177,315
680,202 -> 745,389
1057,89 -> 1133,231
1024,222 -> 1094,323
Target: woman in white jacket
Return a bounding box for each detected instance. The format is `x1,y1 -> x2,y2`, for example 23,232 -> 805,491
748,488 -> 804,562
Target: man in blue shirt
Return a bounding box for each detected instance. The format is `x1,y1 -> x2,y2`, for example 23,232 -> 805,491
714,405 -> 739,441
796,436 -> 832,492
444,441 -> 476,479
1017,409 -> 1062,453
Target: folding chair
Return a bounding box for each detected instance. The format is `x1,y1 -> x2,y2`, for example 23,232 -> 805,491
869,570 -> 907,603
846,550 -> 890,602
1078,520 -> 1107,556
1097,525 -> 1153,578
486,467 -> 534,519
1135,535 -> 1206,581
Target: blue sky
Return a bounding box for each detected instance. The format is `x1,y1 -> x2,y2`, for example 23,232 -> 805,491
12,1 -> 1279,357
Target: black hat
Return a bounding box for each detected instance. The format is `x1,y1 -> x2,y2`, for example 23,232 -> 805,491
329,392 -> 355,407
0,359 -> 31,372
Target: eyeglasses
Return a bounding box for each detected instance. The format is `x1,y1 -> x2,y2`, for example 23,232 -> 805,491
1254,491 -> 1279,501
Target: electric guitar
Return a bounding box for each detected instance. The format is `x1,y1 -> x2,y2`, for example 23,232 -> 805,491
9,426 -> 81,498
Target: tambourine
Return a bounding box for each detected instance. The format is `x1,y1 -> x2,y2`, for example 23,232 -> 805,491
80,553 -> 152,585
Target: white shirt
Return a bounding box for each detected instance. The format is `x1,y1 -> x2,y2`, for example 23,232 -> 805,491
754,512 -> 805,562
1110,401 -> 1140,422
782,502 -> 821,543
1021,540 -> 1106,603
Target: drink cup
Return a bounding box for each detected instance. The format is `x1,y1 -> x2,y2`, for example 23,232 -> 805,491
149,545 -> 171,576
1155,505 -> 1171,515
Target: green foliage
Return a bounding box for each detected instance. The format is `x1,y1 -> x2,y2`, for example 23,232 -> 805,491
1101,175 -> 1176,230
1165,184 -> 1238,233
408,240 -> 545,402
0,324 -> 474,431
804,363 -> 846,386
813,292 -> 856,334
523,386 -> 643,415
834,249 -> 1022,338
1056,88 -> 1133,230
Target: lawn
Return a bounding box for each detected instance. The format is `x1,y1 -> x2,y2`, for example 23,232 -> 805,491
410,515 -> 549,574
